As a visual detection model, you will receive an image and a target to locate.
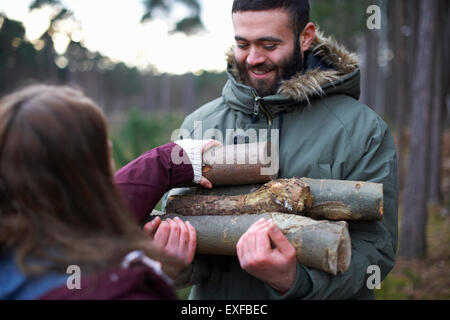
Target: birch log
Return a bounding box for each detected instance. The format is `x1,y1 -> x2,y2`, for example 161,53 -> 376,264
201,141 -> 278,186
166,178 -> 383,221
159,212 -> 351,275
302,178 -> 383,221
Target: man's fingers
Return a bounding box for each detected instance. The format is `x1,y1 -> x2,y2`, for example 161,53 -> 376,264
236,233 -> 247,268
255,225 -> 272,256
242,218 -> 271,261
246,218 -> 268,233
199,177 -> 213,189
268,220 -> 295,256
237,218 -> 270,265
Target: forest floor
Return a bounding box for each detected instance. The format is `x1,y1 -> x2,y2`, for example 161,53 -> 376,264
376,130 -> 450,299
376,205 -> 450,299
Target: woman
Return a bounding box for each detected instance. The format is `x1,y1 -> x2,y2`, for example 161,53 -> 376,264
0,84 -> 216,299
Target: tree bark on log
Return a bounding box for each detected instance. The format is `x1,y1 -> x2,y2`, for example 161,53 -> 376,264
201,141 -> 278,186
302,178 -> 383,221
166,178 -> 313,216
159,211 -> 351,275
166,178 -> 383,221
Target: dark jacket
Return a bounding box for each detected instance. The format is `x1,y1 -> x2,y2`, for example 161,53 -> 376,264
163,31 -> 398,300
0,142 -> 193,300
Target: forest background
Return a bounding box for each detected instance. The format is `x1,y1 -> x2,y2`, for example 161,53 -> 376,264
1,0 -> 449,299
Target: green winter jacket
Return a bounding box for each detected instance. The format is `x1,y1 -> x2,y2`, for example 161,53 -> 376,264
164,31 -> 398,300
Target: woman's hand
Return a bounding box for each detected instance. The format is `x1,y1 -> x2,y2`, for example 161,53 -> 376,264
143,216 -> 197,280
198,139 -> 222,189
174,138 -> 222,189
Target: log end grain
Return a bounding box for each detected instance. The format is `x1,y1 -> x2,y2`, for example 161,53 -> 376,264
336,221 -> 352,273
269,213 -> 351,275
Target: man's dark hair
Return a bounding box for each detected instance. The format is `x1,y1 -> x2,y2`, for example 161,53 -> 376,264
232,0 -> 310,37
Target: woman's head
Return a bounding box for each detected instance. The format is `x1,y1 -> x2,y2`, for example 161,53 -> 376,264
0,85 -> 149,274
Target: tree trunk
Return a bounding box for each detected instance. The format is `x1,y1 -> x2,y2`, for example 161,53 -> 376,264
201,141 -> 278,186
393,0 -> 407,190
400,0 -> 439,259
375,0 -> 388,117
360,30 -> 378,109
167,178 -> 383,221
183,73 -> 195,114
428,0 -> 447,205
160,74 -> 171,111
143,74 -> 155,112
160,212 -> 351,275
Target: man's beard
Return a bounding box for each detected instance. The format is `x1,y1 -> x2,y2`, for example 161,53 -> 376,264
235,37 -> 303,97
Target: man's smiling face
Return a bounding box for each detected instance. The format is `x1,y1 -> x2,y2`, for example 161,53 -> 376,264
232,9 -> 302,97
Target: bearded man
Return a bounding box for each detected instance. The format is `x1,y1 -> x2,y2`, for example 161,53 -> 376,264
161,0 -> 398,300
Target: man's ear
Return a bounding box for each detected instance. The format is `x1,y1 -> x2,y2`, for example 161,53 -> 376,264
299,22 -> 316,53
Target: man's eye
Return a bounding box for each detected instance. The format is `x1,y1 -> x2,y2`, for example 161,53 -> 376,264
264,44 -> 277,50
237,43 -> 248,49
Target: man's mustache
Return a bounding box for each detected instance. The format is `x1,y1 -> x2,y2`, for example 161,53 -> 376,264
246,62 -> 276,73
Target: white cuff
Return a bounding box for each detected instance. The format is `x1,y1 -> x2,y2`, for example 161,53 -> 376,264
174,139 -> 203,184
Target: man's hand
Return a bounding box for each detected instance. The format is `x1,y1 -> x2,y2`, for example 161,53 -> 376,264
143,216 -> 196,279
236,218 -> 297,293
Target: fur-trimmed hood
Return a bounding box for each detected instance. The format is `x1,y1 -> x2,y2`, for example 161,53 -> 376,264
225,30 -> 361,106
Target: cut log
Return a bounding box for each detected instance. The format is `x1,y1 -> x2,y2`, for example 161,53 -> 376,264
166,178 -> 383,221
166,178 -> 313,216
201,141 -> 278,186
158,211 -> 351,275
302,178 -> 383,221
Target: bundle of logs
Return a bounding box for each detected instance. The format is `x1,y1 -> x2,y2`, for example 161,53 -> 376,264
157,142 -> 383,275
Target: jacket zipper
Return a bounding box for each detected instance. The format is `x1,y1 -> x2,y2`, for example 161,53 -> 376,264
252,92 -> 272,126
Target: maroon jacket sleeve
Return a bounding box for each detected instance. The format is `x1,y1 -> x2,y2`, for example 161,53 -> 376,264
114,142 -> 194,223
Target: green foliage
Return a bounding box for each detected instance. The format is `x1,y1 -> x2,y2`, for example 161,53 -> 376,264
375,275 -> 410,300
194,71 -> 228,106
29,0 -> 73,26
375,203 -> 450,300
29,0 -> 61,10
173,16 -> 203,35
310,0 -> 372,49
103,63 -> 142,96
141,0 -> 203,34
110,108 -> 184,169
0,16 -> 25,40
176,287 -> 191,300
0,16 -> 39,92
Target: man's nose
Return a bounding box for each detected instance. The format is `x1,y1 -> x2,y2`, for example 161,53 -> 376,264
246,47 -> 266,66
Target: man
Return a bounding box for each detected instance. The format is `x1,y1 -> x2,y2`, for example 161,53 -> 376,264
159,0 -> 398,299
